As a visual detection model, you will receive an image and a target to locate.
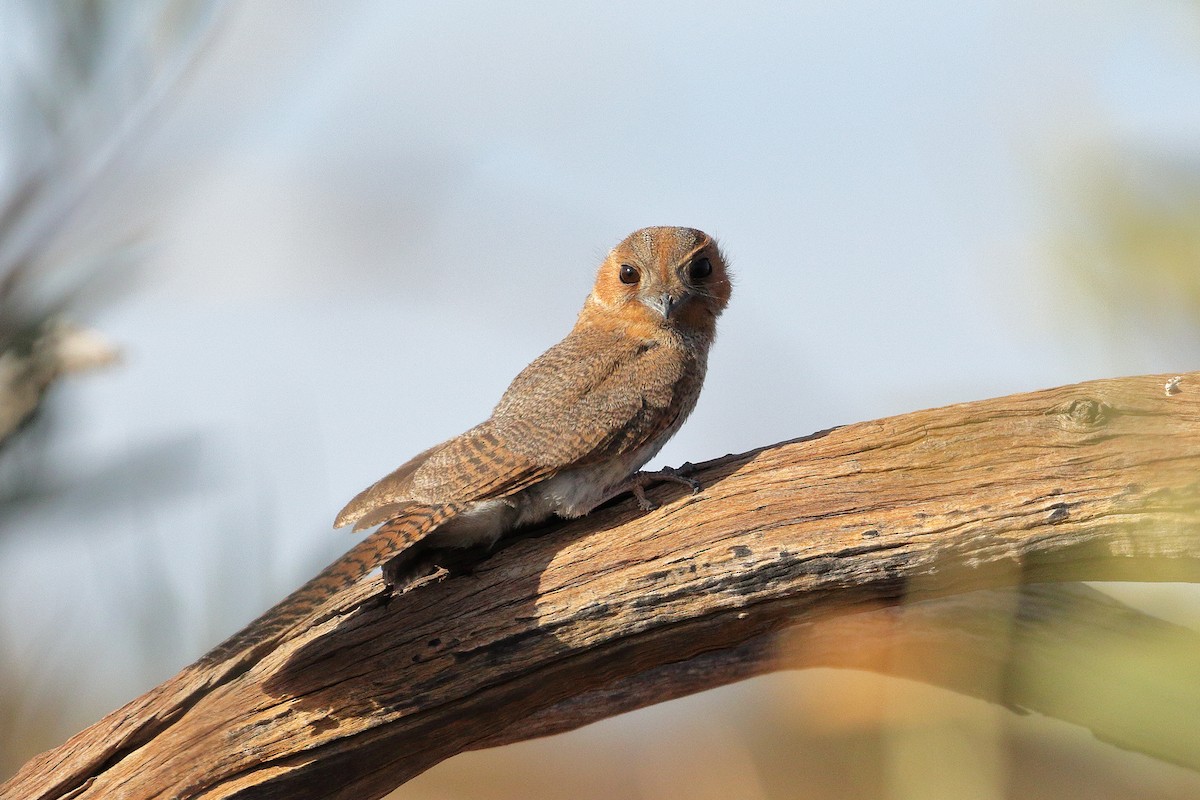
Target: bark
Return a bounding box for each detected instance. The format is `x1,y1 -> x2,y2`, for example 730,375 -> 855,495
4,371 -> 1199,800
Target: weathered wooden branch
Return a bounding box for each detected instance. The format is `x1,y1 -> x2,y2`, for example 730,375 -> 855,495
5,371 -> 1199,800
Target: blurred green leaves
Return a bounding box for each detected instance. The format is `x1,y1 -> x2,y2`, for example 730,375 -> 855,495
1061,154 -> 1200,331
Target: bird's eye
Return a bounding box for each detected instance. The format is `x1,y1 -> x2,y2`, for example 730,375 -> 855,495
689,257 -> 712,282
618,264 -> 640,285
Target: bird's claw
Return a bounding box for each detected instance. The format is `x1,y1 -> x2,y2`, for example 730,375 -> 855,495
632,483 -> 660,512
626,464 -> 703,511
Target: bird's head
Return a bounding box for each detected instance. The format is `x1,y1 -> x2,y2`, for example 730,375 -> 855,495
582,226 -> 731,339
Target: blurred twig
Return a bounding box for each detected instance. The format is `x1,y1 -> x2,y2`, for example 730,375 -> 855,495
0,0 -> 223,449
0,319 -> 118,442
781,582 -> 1200,770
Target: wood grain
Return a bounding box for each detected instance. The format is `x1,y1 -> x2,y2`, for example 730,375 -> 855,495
4,371 -> 1199,799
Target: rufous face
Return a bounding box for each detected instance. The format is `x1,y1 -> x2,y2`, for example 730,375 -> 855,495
589,226 -> 731,335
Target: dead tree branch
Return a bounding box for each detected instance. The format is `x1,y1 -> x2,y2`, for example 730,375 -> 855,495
4,371 -> 1200,799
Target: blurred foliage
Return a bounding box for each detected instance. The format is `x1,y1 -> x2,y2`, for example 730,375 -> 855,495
0,0 -> 219,448
1060,154 -> 1200,333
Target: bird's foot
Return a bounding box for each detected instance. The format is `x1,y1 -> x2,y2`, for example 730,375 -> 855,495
625,463 -> 702,512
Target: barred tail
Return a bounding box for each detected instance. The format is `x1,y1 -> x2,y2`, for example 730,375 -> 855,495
197,503 -> 461,669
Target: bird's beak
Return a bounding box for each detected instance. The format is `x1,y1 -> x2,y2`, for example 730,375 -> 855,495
643,292 -> 683,319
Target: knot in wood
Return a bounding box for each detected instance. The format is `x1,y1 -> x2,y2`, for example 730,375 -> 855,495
1052,397 -> 1113,430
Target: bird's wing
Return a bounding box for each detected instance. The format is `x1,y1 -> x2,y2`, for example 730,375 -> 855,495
335,329 -> 691,530
489,328 -> 692,469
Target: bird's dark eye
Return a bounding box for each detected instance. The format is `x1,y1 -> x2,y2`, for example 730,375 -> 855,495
689,257 -> 712,282
618,264 -> 640,285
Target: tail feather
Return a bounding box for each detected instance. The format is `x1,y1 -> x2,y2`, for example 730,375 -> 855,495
333,443 -> 444,530
197,503 -> 461,668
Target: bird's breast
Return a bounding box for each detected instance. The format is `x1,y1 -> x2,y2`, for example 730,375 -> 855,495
527,425 -> 680,519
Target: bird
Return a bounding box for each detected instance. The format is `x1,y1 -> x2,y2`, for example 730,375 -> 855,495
202,226 -> 730,663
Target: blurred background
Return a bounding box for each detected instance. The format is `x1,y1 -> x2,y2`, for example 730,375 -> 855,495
2,1 -> 1199,797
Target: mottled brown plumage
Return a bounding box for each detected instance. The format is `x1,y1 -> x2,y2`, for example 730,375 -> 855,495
203,226 -> 729,662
